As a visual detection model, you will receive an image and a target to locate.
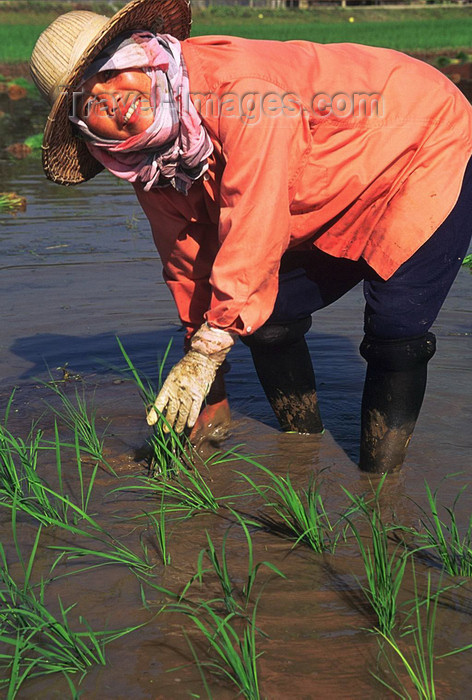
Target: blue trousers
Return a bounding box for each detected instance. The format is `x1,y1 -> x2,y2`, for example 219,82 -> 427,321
269,158 -> 472,340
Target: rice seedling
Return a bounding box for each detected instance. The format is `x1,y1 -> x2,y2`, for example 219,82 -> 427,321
0,410 -> 65,526
186,512 -> 285,615
0,482 -> 154,583
196,530 -> 237,613
462,253 -> 472,270
117,337 -> 236,480
411,481 -> 472,577
0,526 -> 145,698
1,475 -> 153,580
49,536 -> 155,579
116,337 -> 189,477
237,461 -> 341,554
373,567 -> 472,699
43,420 -> 100,522
342,482 -> 410,636
233,510 -> 285,610
110,458 -> 222,518
0,192 -> 26,214
153,460 -> 221,513
46,509 -> 156,579
145,421 -> 198,479
373,570 -> 438,698
67,424 -> 100,517
144,490 -> 171,566
166,599 -> 263,700
42,378 -> 110,469
115,339 -> 250,519
0,394 -> 101,527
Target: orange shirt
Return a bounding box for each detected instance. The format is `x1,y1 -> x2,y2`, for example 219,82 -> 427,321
134,36 -> 472,338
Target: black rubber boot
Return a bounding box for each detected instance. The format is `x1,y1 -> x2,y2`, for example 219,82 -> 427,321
359,332 -> 436,473
241,317 -> 324,434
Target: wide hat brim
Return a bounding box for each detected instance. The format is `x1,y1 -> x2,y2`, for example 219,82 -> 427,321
41,0 -> 191,185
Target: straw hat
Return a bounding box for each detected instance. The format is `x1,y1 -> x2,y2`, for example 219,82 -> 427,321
30,0 -> 192,185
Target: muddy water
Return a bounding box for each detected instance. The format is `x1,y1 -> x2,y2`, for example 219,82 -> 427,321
1,91 -> 472,699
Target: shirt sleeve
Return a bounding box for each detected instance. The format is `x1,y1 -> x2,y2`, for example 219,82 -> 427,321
204,77 -> 312,335
133,180 -> 220,341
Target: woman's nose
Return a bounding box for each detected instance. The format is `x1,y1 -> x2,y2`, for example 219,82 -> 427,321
105,92 -> 122,115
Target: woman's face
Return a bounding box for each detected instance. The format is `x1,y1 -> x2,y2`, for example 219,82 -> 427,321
79,69 -> 154,140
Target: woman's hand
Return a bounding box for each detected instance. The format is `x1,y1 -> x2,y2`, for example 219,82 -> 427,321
146,324 -> 235,433
146,349 -> 221,433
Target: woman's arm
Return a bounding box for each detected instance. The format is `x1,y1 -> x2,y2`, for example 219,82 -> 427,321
133,179 -> 219,340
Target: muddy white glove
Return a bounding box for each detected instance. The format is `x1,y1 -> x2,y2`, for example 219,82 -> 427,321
146,323 -> 236,433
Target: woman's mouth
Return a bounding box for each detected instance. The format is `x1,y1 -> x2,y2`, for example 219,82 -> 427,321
122,97 -> 142,126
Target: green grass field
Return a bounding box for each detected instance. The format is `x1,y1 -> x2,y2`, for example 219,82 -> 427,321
1,5 -> 472,65
193,16 -> 472,51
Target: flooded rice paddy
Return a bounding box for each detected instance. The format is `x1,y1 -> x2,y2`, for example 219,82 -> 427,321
1,83 -> 472,699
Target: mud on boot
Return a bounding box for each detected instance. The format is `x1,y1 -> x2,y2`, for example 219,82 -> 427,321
242,317 -> 324,434
359,332 -> 436,473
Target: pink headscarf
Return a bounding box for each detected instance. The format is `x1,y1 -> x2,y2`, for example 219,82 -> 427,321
71,31 -> 213,194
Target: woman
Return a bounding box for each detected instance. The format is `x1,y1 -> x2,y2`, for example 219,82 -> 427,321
30,0 -> 472,472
